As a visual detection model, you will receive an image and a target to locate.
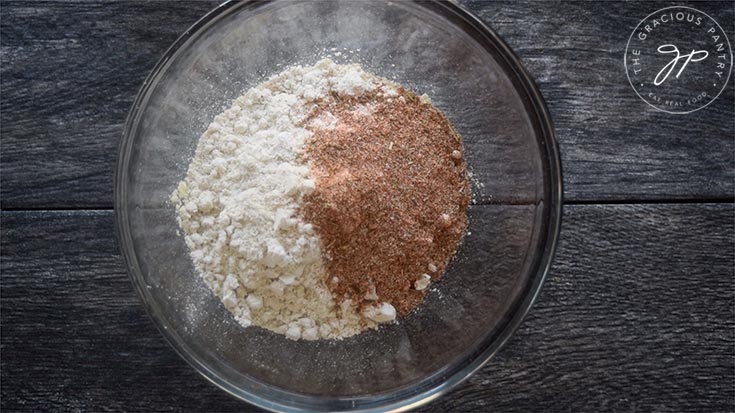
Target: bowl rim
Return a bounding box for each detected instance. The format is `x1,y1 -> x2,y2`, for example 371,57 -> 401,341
114,1 -> 563,411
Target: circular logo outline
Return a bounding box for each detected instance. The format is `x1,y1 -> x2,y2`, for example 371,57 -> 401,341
624,5 -> 733,114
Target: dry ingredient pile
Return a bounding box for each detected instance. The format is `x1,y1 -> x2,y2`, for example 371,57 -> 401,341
171,59 -> 470,341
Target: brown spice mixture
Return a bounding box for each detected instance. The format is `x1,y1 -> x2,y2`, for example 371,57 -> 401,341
300,89 -> 470,315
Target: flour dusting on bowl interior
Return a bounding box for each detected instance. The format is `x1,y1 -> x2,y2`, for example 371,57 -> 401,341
170,59 -> 470,340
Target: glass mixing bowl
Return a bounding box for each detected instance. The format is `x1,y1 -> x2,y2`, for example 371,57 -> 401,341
115,1 -> 562,411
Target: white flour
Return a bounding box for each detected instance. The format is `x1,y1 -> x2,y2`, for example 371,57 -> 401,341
171,59 -> 398,340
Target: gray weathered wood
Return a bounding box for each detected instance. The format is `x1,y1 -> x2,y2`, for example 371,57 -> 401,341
1,1 -> 733,209
463,0 -> 735,203
0,1 -> 220,209
1,204 -> 732,411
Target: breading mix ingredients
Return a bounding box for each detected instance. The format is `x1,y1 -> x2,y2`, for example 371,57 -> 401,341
171,59 -> 470,340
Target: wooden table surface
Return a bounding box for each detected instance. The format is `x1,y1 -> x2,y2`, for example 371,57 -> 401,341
1,1 -> 733,411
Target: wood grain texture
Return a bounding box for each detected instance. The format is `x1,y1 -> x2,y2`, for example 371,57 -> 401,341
461,0 -> 735,203
1,1 -> 733,209
2,204 -> 733,412
0,0 -> 220,209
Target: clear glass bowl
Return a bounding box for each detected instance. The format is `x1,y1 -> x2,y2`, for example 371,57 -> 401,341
115,1 -> 562,411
